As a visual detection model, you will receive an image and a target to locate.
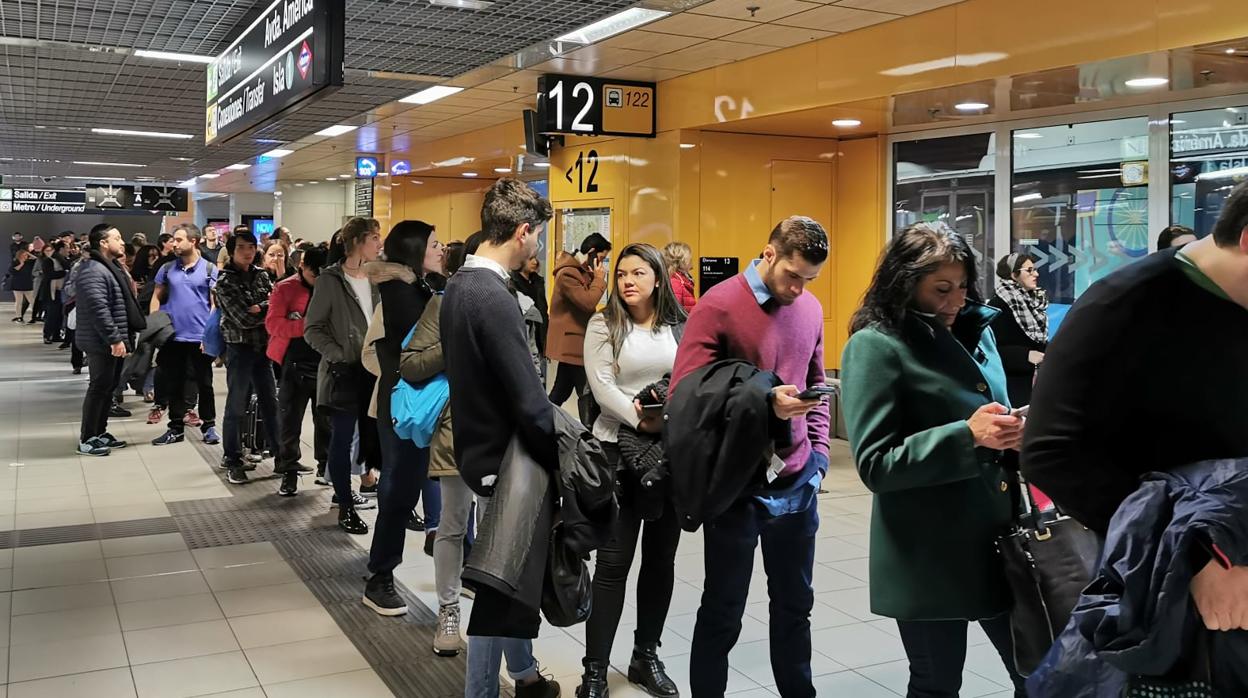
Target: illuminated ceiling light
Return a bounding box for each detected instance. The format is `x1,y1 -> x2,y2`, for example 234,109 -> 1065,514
225,163 -> 250,170
1197,165 -> 1248,181
262,148 -> 294,158
679,143 -> 697,149
274,190 -> 282,196
72,160 -> 146,167
462,172 -> 479,177
1015,132 -> 1044,139
326,177 -> 338,181
427,0 -> 494,8
432,156 -> 473,168
400,85 -> 464,105
314,124 -> 358,137
294,183 -> 305,187
170,156 -> 193,161
1227,48 -> 1238,55
1124,77 -> 1168,88
197,173 -> 220,179
92,128 -> 193,140
339,174 -> 352,179
554,7 -> 668,45
954,102 -> 990,111
533,162 -> 551,168
178,178 -> 197,187
494,167 -> 512,173
1013,192 -> 1042,203
831,119 -> 862,128
307,181 -> 319,184
132,49 -> 214,64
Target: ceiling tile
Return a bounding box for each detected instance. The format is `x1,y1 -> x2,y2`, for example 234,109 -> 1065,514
773,5 -> 897,31
833,0 -> 961,15
690,0 -> 823,23
644,13 -> 758,39
602,65 -> 691,82
724,24 -> 836,48
636,40 -> 774,72
600,30 -> 705,53
565,45 -> 663,65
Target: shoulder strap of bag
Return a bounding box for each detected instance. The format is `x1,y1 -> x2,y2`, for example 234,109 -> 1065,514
673,321 -> 686,345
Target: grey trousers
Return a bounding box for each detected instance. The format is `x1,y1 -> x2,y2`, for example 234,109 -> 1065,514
434,475 -> 478,608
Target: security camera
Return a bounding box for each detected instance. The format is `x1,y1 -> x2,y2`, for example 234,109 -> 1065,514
41,176 -> 53,183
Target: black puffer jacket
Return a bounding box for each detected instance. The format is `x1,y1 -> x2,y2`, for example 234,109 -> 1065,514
73,251 -> 143,354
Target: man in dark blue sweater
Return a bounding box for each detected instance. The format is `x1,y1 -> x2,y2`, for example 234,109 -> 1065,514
441,178 -> 559,698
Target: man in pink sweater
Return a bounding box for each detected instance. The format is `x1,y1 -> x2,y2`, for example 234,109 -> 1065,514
670,216 -> 831,698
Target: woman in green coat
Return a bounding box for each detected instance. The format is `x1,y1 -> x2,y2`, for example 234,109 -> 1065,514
840,223 -> 1027,698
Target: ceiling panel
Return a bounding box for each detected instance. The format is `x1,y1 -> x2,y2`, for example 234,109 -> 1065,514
599,30 -> 705,53
773,5 -> 897,31
689,0 -> 823,23
833,0 -> 961,15
644,13 -> 757,39
724,24 -> 836,47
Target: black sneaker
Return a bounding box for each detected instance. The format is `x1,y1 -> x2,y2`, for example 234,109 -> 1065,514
99,432 -> 127,449
278,472 -> 298,497
360,482 -> 378,498
331,491 -> 376,510
406,512 -> 426,532
151,430 -> 184,446
109,403 -> 132,418
226,467 -> 249,485
362,574 -> 407,616
338,506 -> 368,535
515,675 -> 561,698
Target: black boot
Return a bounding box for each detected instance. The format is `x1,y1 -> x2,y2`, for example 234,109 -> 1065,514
338,506 -> 368,535
575,659 -> 609,698
628,643 -> 678,698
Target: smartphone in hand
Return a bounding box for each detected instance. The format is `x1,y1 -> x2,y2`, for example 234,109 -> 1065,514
796,385 -> 838,401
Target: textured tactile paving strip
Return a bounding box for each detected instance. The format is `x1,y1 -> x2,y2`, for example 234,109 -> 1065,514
0,517 -> 179,549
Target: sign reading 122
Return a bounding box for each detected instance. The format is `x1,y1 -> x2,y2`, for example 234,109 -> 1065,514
537,74 -> 656,138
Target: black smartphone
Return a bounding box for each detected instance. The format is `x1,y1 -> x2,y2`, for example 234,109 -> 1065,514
639,402 -> 664,415
796,385 -> 838,401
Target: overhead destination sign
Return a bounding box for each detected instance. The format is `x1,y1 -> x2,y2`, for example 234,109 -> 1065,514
205,0 -> 345,145
0,189 -> 87,214
536,74 -> 656,138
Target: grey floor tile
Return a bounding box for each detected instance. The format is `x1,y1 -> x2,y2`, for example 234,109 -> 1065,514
11,580 -> 115,615
100,533 -> 189,559
117,592 -> 226,631
243,636 -> 370,685
12,558 -> 109,590
111,570 -> 211,604
810,670 -> 898,697
202,561 -> 300,592
11,541 -> 103,568
130,651 -> 260,698
7,633 -> 130,682
226,606 -> 344,649
123,619 -> 241,665
262,668 -> 394,698
191,542 -> 282,570
811,623 -> 908,669
212,581 -> 321,618
104,550 -> 198,579
6,667 -> 137,698
9,604 -> 121,645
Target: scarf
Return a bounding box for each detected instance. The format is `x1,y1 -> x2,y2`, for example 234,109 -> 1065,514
89,249 -> 146,335
994,277 -> 1048,344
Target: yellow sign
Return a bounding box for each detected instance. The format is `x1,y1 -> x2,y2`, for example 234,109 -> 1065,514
601,84 -> 654,136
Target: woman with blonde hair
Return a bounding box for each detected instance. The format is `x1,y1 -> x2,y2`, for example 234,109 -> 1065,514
662,241 -> 696,313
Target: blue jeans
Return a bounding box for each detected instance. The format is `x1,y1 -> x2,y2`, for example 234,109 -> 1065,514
690,496 -> 819,698
222,344 -> 278,465
464,635 -> 539,698
367,423 -> 437,577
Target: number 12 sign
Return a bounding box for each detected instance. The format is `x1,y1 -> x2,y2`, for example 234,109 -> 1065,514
536,74 -> 656,138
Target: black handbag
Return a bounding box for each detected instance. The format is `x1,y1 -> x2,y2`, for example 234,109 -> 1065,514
1122,630 -> 1218,697
541,516 -> 592,627
996,474 -> 1102,677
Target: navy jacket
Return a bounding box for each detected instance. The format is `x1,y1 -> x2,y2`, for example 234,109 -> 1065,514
1029,459 -> 1248,697
73,252 -> 142,355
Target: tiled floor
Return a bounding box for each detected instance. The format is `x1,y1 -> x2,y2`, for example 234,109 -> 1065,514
0,319 -> 1019,696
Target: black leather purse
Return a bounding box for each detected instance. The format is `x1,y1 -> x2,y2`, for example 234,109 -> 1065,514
996,475 -> 1102,677
1123,630 -> 1218,697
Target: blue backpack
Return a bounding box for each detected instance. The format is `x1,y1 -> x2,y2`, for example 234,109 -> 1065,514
390,323 -> 449,447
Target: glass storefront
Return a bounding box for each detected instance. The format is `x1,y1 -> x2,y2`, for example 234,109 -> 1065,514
893,133 -> 996,297
1170,105 -> 1248,233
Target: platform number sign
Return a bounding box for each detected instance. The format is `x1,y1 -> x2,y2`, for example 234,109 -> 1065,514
537,74 -> 656,138
565,149 -> 600,194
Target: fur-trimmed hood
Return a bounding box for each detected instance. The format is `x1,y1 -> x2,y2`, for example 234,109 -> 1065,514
365,260 -> 417,285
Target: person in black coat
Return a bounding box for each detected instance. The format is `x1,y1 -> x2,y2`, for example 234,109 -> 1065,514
74,224 -> 145,456
988,252 -> 1047,407
361,221 -> 444,616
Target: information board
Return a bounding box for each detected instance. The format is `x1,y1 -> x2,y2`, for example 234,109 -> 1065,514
355,178 -> 374,217
536,74 -> 655,138
699,256 -> 739,296
139,186 -> 189,212
0,189 -> 87,214
86,184 -> 137,209
205,0 -> 345,144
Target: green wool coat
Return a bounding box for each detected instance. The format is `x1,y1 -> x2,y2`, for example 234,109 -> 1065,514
840,302 -> 1016,621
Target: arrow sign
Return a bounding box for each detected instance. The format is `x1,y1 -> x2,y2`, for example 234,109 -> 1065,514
1025,244 -> 1050,271
1068,245 -> 1086,272
1049,239 -> 1069,272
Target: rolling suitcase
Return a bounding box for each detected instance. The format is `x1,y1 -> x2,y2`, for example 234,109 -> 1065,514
242,393 -> 267,457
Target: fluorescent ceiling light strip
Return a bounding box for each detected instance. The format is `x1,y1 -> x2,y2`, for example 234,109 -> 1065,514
225,164 -> 250,170
263,149 -> 294,158
133,49 -> 214,64
92,128 -> 193,139
400,85 -> 464,105
73,161 -> 145,167
427,0 -> 495,8
1013,192 -> 1042,202
315,125 -> 358,137
198,173 -> 220,179
555,7 -> 669,45
216,26 -> 313,104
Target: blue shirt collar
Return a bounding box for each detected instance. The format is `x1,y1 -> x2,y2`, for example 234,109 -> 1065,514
743,259 -> 772,306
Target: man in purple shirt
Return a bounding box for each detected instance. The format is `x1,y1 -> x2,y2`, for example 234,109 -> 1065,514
670,216 -> 831,698
150,224 -> 220,446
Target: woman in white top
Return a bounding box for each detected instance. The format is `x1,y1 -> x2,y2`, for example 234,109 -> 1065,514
578,243 -> 686,698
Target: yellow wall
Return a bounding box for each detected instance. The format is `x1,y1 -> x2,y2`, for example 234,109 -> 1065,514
546,130 -> 883,368
389,177 -> 491,241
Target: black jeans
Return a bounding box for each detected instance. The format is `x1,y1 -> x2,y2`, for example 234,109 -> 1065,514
548,362 -> 586,407
67,329 -> 84,370
324,371 -> 381,506
690,497 -> 818,698
80,352 -> 123,443
584,453 -> 682,662
222,344 -> 279,465
43,295 -> 63,342
895,615 -> 1027,698
367,422 -> 431,577
275,362 -> 329,473
158,340 -> 216,431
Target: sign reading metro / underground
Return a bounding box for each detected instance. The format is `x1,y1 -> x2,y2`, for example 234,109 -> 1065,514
205,0 -> 345,145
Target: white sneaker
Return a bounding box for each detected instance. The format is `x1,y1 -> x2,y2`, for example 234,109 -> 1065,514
432,604 -> 462,657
